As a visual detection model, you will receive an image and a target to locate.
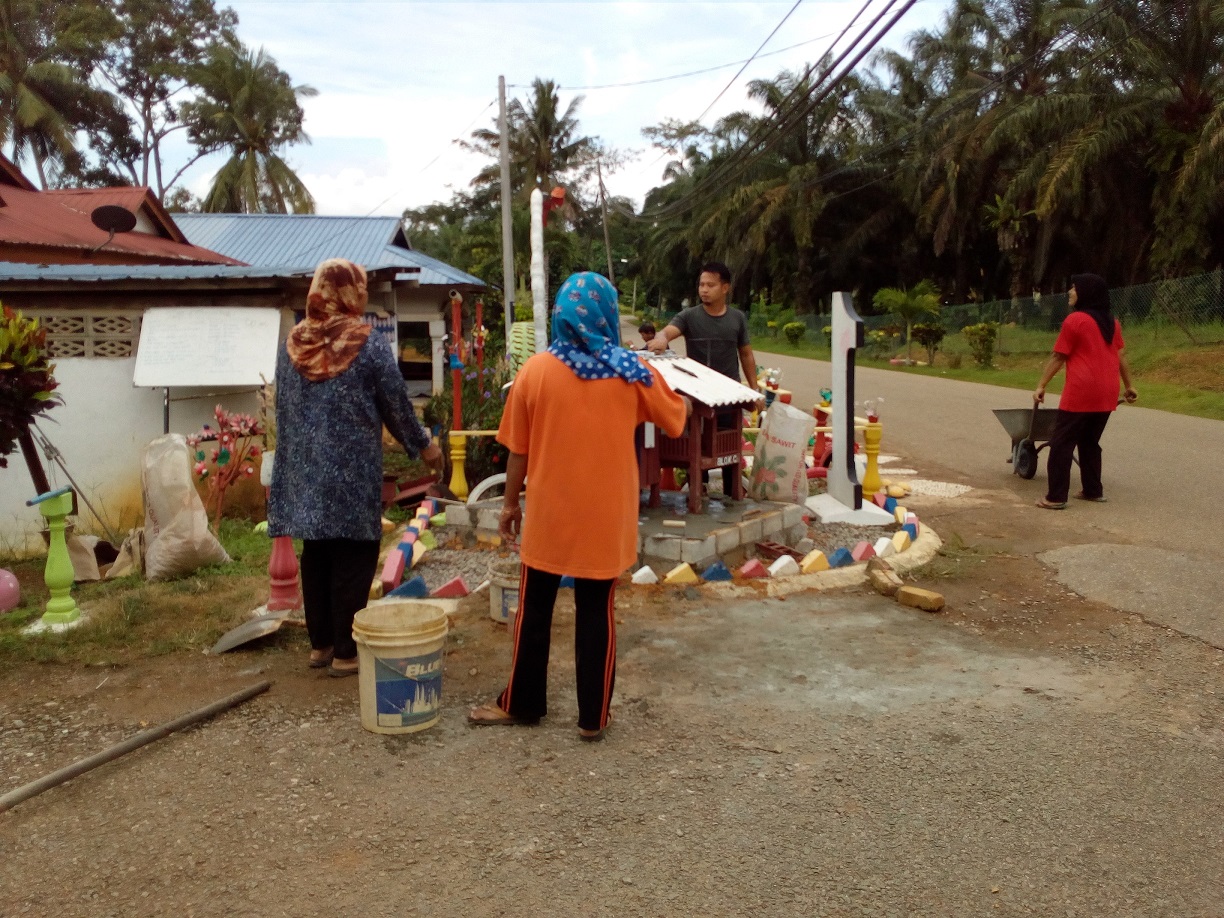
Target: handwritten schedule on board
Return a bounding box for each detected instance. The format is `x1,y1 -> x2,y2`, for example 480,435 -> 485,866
133,307 -> 281,387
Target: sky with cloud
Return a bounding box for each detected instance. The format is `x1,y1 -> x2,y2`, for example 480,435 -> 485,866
176,1 -> 949,216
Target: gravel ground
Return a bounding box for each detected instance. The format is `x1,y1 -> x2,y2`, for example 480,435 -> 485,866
2,556 -> 1223,917
3,472 -> 1224,917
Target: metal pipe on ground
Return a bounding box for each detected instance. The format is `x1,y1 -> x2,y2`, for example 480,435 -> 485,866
0,680 -> 271,815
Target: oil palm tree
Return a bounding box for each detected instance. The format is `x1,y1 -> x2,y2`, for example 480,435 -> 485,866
184,43 -> 316,214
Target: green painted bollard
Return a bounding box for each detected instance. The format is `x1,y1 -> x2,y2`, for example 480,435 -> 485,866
28,487 -> 78,626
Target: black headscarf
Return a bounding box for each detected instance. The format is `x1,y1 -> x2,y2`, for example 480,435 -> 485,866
1070,273 -> 1115,345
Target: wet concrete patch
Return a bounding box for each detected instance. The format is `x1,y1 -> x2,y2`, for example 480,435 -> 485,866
619,593 -> 1132,717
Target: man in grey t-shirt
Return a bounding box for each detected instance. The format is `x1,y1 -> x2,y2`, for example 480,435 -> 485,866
647,261 -> 762,493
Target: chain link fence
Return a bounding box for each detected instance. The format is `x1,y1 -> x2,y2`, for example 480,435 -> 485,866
731,269 -> 1224,352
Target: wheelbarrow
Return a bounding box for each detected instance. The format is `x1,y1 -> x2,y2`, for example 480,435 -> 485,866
992,401 -> 1061,479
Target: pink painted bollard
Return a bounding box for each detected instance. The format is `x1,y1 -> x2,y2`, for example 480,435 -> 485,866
267,535 -> 302,612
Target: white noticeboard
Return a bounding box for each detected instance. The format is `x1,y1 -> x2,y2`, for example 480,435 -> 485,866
133,307 -> 281,388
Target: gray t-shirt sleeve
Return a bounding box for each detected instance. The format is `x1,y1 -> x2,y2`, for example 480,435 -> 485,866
736,310 -> 749,348
669,309 -> 691,337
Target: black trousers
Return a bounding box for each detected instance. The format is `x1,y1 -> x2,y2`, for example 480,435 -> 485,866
300,538 -> 380,660
498,566 -> 617,731
1045,410 -> 1112,503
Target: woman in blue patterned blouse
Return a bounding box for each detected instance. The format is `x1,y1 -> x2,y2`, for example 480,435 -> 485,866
268,259 -> 442,677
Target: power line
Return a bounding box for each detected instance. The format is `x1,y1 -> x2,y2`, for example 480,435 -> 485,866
692,0 -> 806,124
616,0 -> 1128,225
625,0 -> 914,223
631,0 -> 887,192
508,32 -> 839,92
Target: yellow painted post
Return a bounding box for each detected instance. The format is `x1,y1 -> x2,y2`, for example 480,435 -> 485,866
448,431 -> 469,500
861,420 -> 883,499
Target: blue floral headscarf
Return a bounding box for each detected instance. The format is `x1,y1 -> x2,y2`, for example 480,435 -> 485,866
548,272 -> 653,385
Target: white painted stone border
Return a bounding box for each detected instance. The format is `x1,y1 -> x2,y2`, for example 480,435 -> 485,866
696,525 -> 943,600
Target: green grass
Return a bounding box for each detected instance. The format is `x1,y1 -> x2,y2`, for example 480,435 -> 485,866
754,320 -> 1224,421
0,519 -> 278,665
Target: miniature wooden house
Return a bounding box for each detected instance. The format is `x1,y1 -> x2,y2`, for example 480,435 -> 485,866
639,353 -> 761,513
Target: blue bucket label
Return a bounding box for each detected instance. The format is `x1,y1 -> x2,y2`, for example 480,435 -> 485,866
374,651 -> 442,727
500,587 -> 519,623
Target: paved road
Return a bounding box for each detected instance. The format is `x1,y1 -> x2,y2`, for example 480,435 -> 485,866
630,318 -> 1224,642
754,349 -> 1224,558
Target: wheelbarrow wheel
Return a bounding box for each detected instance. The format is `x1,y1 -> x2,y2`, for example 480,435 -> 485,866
1014,439 -> 1039,479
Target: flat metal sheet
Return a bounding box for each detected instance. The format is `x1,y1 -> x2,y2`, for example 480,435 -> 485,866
644,353 -> 760,408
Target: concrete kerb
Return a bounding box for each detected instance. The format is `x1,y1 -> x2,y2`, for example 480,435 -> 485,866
694,525 -> 943,600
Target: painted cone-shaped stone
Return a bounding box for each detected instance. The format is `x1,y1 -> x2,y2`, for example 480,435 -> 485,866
420,529 -> 438,550
387,575 -> 429,598
432,576 -> 470,598
828,547 -> 855,568
631,565 -> 659,585
401,531 -> 417,546
873,493 -> 889,509
891,530 -> 911,553
768,555 -> 801,577
380,548 -> 406,592
432,512 -> 447,527
873,536 -> 895,558
902,523 -> 918,541
369,578 -> 384,600
701,561 -> 733,582
800,550 -> 829,574
883,497 -> 898,513
894,506 -> 908,525
559,575 -> 576,589
851,541 -> 876,562
739,559 -> 768,579
663,563 -> 698,585
411,540 -> 428,568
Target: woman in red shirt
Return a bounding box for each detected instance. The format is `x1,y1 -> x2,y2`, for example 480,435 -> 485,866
468,272 -> 689,741
1033,274 -> 1138,509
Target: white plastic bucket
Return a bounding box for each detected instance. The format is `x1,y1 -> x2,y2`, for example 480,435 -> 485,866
488,557 -> 521,625
352,600 -> 448,734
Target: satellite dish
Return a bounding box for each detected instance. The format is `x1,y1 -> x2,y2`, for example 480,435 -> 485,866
90,205 -> 137,234
88,205 -> 137,256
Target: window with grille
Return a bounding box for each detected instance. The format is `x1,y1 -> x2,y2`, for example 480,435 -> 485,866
26,311 -> 142,359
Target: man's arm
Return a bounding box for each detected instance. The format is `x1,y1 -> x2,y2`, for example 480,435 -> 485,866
647,323 -> 682,353
498,451 -> 528,544
1034,352 -> 1068,404
738,344 -> 759,389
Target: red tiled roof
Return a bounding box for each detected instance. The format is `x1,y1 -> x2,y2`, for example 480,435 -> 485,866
0,155 -> 241,266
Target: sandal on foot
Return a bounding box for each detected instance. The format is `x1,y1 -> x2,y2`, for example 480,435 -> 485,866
579,713 -> 611,742
1073,492 -> 1108,502
308,648 -> 335,669
467,702 -> 539,727
1035,498 -> 1067,510
328,659 -> 359,678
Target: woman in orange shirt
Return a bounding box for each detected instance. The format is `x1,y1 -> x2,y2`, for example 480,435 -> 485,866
469,272 -> 689,741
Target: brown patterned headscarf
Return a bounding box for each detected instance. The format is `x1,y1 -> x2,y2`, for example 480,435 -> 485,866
287,259 -> 373,381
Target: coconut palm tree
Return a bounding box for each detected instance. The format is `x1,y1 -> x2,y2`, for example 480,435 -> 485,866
467,78 -> 603,208
183,43 -> 316,214
0,0 -> 104,187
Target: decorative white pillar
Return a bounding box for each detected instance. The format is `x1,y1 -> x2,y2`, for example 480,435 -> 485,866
429,319 -> 446,395
828,291 -> 863,510
530,187 -> 547,353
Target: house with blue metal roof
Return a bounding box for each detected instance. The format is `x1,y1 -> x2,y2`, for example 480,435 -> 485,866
172,213 -> 486,399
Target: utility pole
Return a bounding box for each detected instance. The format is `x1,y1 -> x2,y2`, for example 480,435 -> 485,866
597,160 -> 615,285
499,75 -> 514,334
